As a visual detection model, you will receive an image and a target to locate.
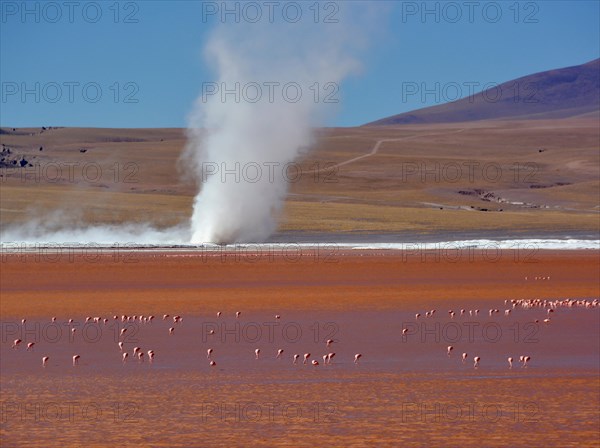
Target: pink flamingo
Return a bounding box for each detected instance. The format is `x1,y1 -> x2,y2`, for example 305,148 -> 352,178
27,342 -> 35,351
207,348 -> 213,359
293,354 -> 300,364
216,311 -> 221,317
354,353 -> 362,364
138,352 -> 144,362
327,353 -> 335,364
42,356 -> 49,367
209,360 -> 216,367
326,339 -> 334,347
12,339 -> 22,349
303,353 -> 310,365
122,352 -> 128,363
169,327 -> 174,335
255,349 -> 260,359
133,347 -> 141,356
72,355 -> 80,366
118,342 -> 124,351
473,356 -> 480,368
236,311 -> 241,318
148,350 -> 154,363
276,349 -> 284,359
447,346 -> 453,356
462,352 -> 467,363
312,360 -> 319,366
508,357 -> 513,368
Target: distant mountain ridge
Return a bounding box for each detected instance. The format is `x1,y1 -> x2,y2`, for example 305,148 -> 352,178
365,58 -> 599,125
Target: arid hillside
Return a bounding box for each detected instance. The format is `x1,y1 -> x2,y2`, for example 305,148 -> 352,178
0,117 -> 599,236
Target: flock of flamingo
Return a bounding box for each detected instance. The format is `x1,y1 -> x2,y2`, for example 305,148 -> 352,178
9,294 -> 598,370
9,312 -> 362,369
407,296 -> 599,369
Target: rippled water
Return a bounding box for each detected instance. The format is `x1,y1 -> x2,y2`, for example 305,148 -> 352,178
2,306 -> 598,447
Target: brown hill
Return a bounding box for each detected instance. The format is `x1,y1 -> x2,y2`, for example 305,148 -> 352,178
366,59 -> 599,125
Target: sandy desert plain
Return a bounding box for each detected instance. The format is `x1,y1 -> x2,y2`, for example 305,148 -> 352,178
1,115 -> 599,447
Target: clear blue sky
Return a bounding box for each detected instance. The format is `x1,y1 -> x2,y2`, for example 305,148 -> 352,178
1,0 -> 598,128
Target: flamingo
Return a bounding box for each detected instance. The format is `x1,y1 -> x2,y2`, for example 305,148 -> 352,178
255,349 -> 260,360
209,361 -> 216,367
522,356 -> 531,368
21,318 -> 26,325
68,318 -> 74,324
51,317 -> 56,322
207,348 -> 213,359
169,327 -> 174,335
276,349 -> 284,359
27,342 -> 35,351
326,339 -> 334,347
354,353 -> 362,364
118,342 -> 124,351
122,352 -> 128,363
72,355 -> 80,366
322,355 -> 328,364
71,328 -> 76,336
208,330 -> 215,335
42,356 -> 49,367
120,328 -> 127,337
312,360 -> 319,366
163,314 -> 169,320
303,353 -> 310,365
148,350 -> 154,363
216,311 -> 221,317
508,357 -> 513,368
293,354 -> 300,364
415,313 -> 421,320
402,328 -> 408,335
12,339 -> 22,349
133,347 -> 141,356
462,352 -> 467,363
275,315 -> 281,319
473,356 -> 480,368
236,311 -> 241,318
327,353 -> 335,364
138,352 -> 144,362
447,346 -> 453,356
